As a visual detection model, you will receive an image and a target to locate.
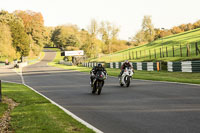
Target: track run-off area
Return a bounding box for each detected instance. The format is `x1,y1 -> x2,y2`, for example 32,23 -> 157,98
1,50 -> 200,133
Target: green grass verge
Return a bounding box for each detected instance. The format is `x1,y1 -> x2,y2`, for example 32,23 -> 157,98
90,28 -> 200,62
1,82 -> 94,133
0,102 -> 8,118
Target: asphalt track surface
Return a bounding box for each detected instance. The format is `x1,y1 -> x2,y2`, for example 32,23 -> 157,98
2,50 -> 200,133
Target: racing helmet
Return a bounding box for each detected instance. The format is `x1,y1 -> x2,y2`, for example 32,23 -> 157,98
125,60 -> 129,64
97,63 -> 102,67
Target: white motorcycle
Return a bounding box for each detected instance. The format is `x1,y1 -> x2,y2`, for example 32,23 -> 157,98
119,67 -> 134,87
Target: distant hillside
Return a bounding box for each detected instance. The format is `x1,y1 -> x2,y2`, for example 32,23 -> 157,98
91,28 -> 200,62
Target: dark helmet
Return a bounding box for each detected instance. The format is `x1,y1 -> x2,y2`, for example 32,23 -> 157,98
97,63 -> 102,67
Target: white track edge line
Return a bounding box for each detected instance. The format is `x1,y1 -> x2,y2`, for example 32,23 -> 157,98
23,83 -> 103,133
2,79 -> 103,133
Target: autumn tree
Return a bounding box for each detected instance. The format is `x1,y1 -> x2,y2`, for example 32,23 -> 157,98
14,10 -> 45,55
88,19 -> 98,37
171,26 -> 184,34
132,30 -> 146,45
0,23 -> 16,61
142,15 -> 155,42
0,10 -> 30,60
186,23 -> 194,31
51,25 -> 80,50
99,21 -> 120,53
43,26 -> 54,47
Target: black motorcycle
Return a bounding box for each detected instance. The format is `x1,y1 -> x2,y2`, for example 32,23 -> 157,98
92,71 -> 106,95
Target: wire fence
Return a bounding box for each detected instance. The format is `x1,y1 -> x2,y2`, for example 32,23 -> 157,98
95,41 -> 200,62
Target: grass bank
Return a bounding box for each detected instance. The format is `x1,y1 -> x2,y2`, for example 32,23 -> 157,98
90,28 -> 200,63
0,82 -> 94,133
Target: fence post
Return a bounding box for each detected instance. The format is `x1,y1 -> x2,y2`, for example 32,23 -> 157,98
0,80 -> 1,102
149,49 -> 151,59
154,49 -> 156,58
180,44 -> 182,57
160,48 -> 162,58
173,45 -> 175,57
166,47 -> 168,57
136,51 -> 138,59
132,51 -> 134,59
196,42 -> 200,56
187,44 -> 190,57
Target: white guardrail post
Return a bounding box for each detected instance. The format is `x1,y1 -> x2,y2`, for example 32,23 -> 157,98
182,61 -> 192,72
168,62 -> 173,72
137,62 -> 142,70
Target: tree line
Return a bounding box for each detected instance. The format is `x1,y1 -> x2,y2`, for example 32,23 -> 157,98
132,15 -> 200,46
1,10 -> 200,62
50,19 -> 129,59
0,10 -> 129,62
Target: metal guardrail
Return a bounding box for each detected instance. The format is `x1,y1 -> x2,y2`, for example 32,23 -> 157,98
83,62 -> 161,71
168,61 -> 200,72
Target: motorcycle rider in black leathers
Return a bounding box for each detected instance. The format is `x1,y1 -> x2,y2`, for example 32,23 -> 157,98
90,63 -> 107,87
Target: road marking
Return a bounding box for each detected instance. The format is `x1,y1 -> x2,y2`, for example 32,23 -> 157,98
9,66 -> 104,133
12,68 -> 25,84
23,83 -> 103,133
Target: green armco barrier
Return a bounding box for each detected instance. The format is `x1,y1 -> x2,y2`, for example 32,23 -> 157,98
168,61 -> 200,72
142,62 -> 147,70
132,63 -> 137,70
172,62 -> 182,72
192,61 -> 200,72
84,61 -> 160,72
119,62 -> 122,68
153,62 -> 157,71
105,63 -> 110,68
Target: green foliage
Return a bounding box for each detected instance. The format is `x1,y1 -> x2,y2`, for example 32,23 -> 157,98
2,82 -> 94,133
44,26 -> 54,47
14,10 -> 46,56
0,23 -> 16,61
92,28 -> 200,62
0,10 -> 30,58
51,20 -> 123,58
9,20 -> 30,57
142,15 -> 155,42
133,15 -> 155,45
51,25 -> 80,49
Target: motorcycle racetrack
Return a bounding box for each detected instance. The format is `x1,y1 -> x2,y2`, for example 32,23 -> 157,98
20,51 -> 200,133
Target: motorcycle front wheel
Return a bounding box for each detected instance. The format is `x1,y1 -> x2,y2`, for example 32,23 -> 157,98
92,82 -> 97,94
97,81 -> 103,95
125,76 -> 131,87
